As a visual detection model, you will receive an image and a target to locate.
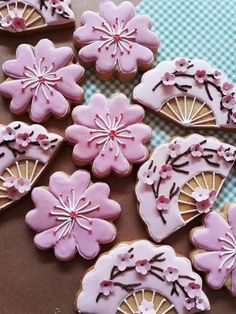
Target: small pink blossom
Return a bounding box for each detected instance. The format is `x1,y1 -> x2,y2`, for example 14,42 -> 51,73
12,16 -> 26,32
222,82 -> 234,95
54,3 -> 66,14
15,132 -> 31,147
175,58 -> 190,73
99,280 -> 114,296
159,164 -> 172,179
168,143 -> 181,158
217,145 -> 235,162
36,134 -> 51,151
184,298 -> 195,311
6,187 -> 21,200
190,143 -> 203,158
3,176 -> 18,188
213,69 -> 221,80
142,170 -> 156,185
137,300 -> 155,314
14,178 -> 31,194
192,187 -> 211,202
135,259 -> 151,275
222,95 -> 235,110
49,0 -> 60,7
114,252 -> 132,271
196,297 -> 207,311
161,72 -> 176,86
1,126 -> 16,141
185,282 -> 201,298
194,69 -> 207,84
163,266 -> 179,282
156,195 -> 170,211
196,199 -> 212,214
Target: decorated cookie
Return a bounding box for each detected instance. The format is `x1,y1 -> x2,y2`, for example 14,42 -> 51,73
0,121 -> 63,212
0,0 -> 75,33
66,94 -> 151,177
73,0 -> 159,81
0,39 -> 84,123
76,240 -> 210,314
135,134 -> 236,243
25,170 -> 121,261
191,203 -> 236,296
133,58 -> 236,131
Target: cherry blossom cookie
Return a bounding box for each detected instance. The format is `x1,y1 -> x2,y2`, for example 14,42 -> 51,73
191,203 -> 236,296
76,240 -> 210,314
0,0 -> 75,34
73,0 -> 159,81
0,121 -> 63,212
65,94 -> 151,177
0,39 -> 84,123
135,134 -> 236,243
25,170 -> 121,261
133,58 -> 236,131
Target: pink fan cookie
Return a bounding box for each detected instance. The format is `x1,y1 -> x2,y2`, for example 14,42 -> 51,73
25,170 -> 121,261
73,0 -> 159,81
0,0 -> 75,34
0,39 -> 84,122
136,134 -> 236,243
191,203 -> 236,296
66,94 -> 151,177
76,240 -> 210,314
0,121 -> 63,212
133,58 -> 236,132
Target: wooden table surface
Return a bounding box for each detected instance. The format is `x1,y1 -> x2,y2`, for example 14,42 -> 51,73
0,0 -> 235,313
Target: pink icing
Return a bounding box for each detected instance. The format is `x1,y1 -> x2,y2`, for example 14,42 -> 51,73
66,93 -> 151,177
76,240 -> 210,314
0,0 -> 75,33
136,134 -> 236,242
25,170 -> 121,261
0,121 -> 63,211
0,39 -> 84,122
133,58 -> 236,130
73,0 -> 159,77
192,204 -> 236,296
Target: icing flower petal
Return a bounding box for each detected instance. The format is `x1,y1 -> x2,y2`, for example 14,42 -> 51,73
100,1 -> 135,26
114,251 -> 132,271
190,143 -> 203,157
184,298 -> 195,311
73,219 -> 117,260
99,280 -> 114,296
222,82 -> 234,95
55,64 -> 84,100
125,15 -> 159,48
168,143 -> 181,158
2,43 -> 35,78
30,88 -> 69,122
92,145 -> 130,177
118,43 -> 154,75
156,195 -> 170,211
25,187 -> 61,232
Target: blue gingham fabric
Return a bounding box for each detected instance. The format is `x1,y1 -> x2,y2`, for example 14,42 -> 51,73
83,0 -> 236,209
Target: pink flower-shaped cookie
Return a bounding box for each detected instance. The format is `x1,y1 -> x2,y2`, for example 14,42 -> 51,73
0,39 -> 84,122
73,0 -> 159,80
66,94 -> 151,177
25,170 -> 121,261
191,203 -> 236,296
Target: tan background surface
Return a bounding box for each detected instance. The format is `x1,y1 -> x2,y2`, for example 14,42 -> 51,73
0,0 -> 236,313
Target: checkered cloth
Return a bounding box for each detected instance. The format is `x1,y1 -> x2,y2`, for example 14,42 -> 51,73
83,0 -> 236,209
